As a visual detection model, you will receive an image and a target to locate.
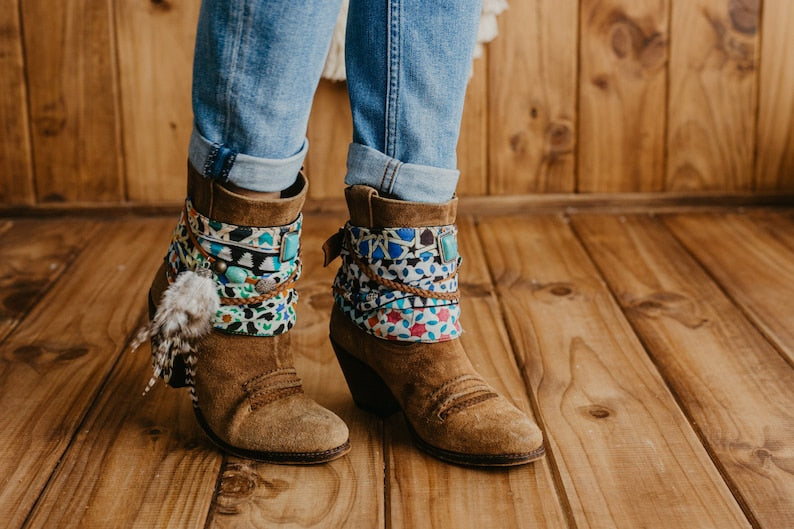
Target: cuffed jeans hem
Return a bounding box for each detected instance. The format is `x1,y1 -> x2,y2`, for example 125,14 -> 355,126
344,143 -> 459,203
188,127 -> 305,192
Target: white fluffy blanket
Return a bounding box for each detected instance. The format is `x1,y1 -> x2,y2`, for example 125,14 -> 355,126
322,0 -> 509,81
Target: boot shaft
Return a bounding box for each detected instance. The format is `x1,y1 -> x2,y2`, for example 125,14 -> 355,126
344,185 -> 457,228
188,162 -> 307,227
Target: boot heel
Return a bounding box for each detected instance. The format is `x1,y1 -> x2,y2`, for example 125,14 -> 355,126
148,290 -> 188,388
332,342 -> 401,417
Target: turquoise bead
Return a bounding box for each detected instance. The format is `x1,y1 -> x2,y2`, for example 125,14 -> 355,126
440,232 -> 459,262
281,232 -> 300,262
225,265 -> 249,283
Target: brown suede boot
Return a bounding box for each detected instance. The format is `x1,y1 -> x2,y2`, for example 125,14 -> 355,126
146,163 -> 349,464
325,186 -> 544,467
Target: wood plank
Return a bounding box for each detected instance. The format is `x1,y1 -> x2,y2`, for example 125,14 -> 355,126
573,213 -> 794,528
0,219 -> 98,342
0,218 -> 172,529
0,0 -> 35,205
488,0 -> 577,194
456,56 -> 488,196
115,0 -> 200,203
754,0 -> 794,191
477,215 -> 751,528
24,327 -> 222,529
578,0 -> 669,192
305,81 -> 352,200
207,214 -> 384,529
385,216 -> 568,529
665,211 -> 794,365
20,0 -> 123,203
665,0 -> 759,191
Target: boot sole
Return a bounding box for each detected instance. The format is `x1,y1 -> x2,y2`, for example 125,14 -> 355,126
331,339 -> 545,467
193,406 -> 351,464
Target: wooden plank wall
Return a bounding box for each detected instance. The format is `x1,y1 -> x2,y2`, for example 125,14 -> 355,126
1,0 -> 792,207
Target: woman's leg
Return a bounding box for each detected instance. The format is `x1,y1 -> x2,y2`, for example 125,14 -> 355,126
328,0 -> 546,467
191,0 -> 342,192
344,0 -> 482,202
144,0 -> 351,465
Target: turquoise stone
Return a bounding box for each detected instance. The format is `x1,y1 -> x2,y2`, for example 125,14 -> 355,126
225,265 -> 249,283
281,232 -> 299,262
440,232 -> 458,262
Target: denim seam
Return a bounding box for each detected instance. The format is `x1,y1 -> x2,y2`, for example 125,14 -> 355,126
204,144 -> 220,178
384,0 -> 401,158
385,160 -> 401,194
219,152 -> 237,181
221,0 -> 247,143
378,160 -> 393,192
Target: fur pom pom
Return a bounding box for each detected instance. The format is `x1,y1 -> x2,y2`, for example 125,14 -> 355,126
134,270 -> 220,395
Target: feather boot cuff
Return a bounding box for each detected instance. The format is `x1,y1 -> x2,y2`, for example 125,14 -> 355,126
136,197 -> 303,397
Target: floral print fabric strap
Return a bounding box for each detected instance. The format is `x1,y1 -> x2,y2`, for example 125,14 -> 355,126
333,222 -> 462,343
165,199 -> 301,336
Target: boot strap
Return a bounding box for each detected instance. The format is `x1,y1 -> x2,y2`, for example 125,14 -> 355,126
331,222 -> 463,343
165,199 -> 302,336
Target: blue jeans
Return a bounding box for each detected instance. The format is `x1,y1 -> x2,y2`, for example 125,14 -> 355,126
190,0 -> 482,203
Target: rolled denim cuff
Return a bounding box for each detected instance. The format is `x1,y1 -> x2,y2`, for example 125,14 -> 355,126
188,127 -> 305,193
344,143 -> 459,203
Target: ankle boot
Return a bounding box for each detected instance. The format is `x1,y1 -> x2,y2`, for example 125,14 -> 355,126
324,186 -> 544,467
142,163 -> 350,464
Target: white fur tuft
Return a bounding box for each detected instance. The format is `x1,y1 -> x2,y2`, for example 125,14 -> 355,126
134,271 -> 220,395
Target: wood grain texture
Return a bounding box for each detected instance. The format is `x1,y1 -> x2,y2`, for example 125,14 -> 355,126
665,0 -> 760,191
24,331 -> 222,529
385,217 -> 568,529
0,218 -> 171,529
115,0 -> 199,203
573,213 -> 794,528
477,215 -> 751,529
0,0 -> 35,205
305,81 -> 352,200
20,0 -> 123,203
578,0 -> 669,192
208,214 -> 384,529
754,0 -> 794,191
665,212 -> 794,365
0,218 -> 97,342
456,57 -> 488,196
487,0 -> 577,194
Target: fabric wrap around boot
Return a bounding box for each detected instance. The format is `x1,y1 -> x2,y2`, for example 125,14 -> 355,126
325,186 -> 545,467
142,164 -> 350,464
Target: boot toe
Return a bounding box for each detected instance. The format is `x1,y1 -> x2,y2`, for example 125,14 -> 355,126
411,398 -> 545,466
208,395 -> 350,463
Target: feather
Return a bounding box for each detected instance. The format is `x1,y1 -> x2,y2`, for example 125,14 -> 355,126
133,270 -> 220,396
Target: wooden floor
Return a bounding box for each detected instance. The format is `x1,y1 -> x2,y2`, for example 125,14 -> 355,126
1,207 -> 793,529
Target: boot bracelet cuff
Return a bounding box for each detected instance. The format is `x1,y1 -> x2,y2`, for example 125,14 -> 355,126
329,223 -> 462,343
165,199 -> 302,336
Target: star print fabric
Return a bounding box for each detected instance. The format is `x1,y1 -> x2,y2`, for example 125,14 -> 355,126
333,223 -> 462,343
